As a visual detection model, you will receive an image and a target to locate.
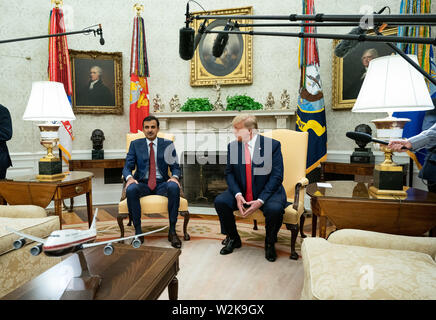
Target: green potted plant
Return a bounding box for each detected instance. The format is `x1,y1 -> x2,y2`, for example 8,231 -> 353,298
181,98 -> 214,112
225,95 -> 263,111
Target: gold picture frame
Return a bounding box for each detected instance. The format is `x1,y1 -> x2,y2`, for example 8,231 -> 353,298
332,28 -> 398,110
69,50 -> 123,114
190,6 -> 253,87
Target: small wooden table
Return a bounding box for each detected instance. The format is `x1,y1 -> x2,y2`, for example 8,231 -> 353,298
68,158 -> 125,171
2,244 -> 180,300
0,171 -> 93,229
320,161 -> 409,185
307,181 -> 436,238
68,159 -> 125,211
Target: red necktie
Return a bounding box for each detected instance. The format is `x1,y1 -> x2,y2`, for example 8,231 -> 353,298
244,142 -> 253,202
148,142 -> 156,191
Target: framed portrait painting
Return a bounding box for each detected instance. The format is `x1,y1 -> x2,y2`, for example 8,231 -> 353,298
332,28 -> 398,110
190,6 -> 253,87
69,50 -> 123,114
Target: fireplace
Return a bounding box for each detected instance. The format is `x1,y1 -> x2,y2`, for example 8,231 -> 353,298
182,151 -> 227,207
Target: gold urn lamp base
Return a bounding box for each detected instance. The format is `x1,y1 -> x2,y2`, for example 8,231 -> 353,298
37,124 -> 65,181
371,116 -> 409,197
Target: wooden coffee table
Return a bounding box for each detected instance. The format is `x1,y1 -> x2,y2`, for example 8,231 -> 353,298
2,244 -> 181,300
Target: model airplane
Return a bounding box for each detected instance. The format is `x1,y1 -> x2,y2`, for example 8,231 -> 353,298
4,208 -> 167,257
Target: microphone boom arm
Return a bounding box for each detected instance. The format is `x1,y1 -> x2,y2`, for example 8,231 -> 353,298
0,27 -> 103,45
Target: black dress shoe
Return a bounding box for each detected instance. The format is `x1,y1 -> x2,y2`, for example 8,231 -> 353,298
221,235 -> 230,245
220,237 -> 242,255
265,243 -> 277,262
168,232 -> 182,248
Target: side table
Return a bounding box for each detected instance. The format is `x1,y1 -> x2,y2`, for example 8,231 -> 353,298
68,158 -> 125,211
0,171 -> 94,229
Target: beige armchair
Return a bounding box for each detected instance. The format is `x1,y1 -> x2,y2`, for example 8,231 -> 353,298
301,229 -> 436,300
117,131 -> 190,240
234,129 -> 309,260
0,205 -> 61,298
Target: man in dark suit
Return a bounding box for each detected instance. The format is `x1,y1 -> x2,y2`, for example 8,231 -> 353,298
77,66 -> 114,106
122,115 -> 183,248
0,104 -> 12,179
214,114 -> 287,262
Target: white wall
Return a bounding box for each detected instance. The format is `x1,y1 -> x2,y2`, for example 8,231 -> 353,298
0,0 -> 431,205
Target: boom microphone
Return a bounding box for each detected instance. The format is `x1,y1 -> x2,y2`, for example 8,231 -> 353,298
179,27 -> 195,60
212,21 -> 233,58
97,24 -> 105,45
334,26 -> 366,58
193,19 -> 208,51
345,131 -> 409,149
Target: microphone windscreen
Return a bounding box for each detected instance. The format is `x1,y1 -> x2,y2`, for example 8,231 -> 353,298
212,33 -> 229,58
346,131 -> 372,144
100,38 -> 105,45
334,27 -> 365,58
179,27 -> 195,60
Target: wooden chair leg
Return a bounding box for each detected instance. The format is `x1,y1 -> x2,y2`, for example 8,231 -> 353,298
299,210 -> 307,238
253,219 -> 258,230
117,214 -> 126,238
286,223 -> 299,260
180,211 -> 190,241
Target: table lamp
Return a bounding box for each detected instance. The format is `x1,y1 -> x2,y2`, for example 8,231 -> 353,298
23,81 -> 76,181
352,54 -> 434,196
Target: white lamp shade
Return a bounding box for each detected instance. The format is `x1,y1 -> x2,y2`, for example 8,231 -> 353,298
352,54 -> 434,113
23,81 -> 76,121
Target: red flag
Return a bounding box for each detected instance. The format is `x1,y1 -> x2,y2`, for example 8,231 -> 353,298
48,7 -> 74,165
130,74 -> 150,133
129,15 -> 150,133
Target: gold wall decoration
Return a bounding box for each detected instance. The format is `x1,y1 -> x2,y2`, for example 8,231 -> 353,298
190,6 -> 253,87
332,28 -> 398,110
69,50 -> 123,115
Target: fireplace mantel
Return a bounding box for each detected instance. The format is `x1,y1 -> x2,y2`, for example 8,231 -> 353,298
155,109 -> 296,130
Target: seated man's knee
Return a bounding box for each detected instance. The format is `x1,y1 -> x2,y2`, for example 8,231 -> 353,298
263,201 -> 284,216
167,181 -> 180,194
126,183 -> 140,198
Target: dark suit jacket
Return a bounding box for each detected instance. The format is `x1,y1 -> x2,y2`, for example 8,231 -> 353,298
122,137 -> 181,182
225,135 -> 286,205
77,80 -> 114,106
0,104 -> 12,176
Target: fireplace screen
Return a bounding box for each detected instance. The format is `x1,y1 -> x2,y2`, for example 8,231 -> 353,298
182,151 -> 227,207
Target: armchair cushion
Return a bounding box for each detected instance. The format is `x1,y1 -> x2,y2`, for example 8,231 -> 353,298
328,229 -> 436,260
119,195 -> 188,214
0,205 -> 48,219
233,198 -> 303,225
301,237 -> 436,300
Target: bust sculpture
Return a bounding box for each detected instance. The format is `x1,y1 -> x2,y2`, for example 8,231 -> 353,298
91,129 -> 105,159
350,123 -> 374,163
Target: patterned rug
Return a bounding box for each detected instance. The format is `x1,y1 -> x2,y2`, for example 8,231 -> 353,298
64,216 -> 304,257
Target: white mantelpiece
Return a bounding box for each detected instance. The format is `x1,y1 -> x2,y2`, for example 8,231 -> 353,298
153,109 -> 296,153
154,109 -> 295,130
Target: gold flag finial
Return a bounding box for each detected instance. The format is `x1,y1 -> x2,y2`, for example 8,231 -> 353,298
134,3 -> 144,16
51,0 -> 63,8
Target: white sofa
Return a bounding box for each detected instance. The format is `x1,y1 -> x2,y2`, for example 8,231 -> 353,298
301,229 -> 436,300
0,205 -> 61,298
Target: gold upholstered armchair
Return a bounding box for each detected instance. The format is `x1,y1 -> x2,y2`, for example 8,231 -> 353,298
233,129 -> 309,260
117,131 -> 190,240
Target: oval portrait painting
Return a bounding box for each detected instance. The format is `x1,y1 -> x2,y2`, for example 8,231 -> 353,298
199,19 -> 244,77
